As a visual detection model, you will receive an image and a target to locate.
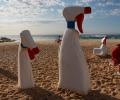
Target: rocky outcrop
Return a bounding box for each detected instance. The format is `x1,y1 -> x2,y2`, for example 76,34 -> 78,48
0,37 -> 15,42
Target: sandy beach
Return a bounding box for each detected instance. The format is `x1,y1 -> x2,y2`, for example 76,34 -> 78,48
0,39 -> 119,100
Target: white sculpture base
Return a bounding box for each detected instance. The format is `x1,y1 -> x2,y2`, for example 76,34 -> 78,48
93,44 -> 107,56
18,45 -> 34,89
58,29 -> 90,94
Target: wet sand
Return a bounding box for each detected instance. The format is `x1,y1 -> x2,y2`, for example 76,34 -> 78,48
0,40 -> 119,100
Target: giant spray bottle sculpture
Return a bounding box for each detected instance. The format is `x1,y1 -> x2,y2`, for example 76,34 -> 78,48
93,36 -> 108,56
58,6 -> 91,94
18,30 -> 40,89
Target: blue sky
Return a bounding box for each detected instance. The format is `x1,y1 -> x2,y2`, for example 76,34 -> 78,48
0,0 -> 120,35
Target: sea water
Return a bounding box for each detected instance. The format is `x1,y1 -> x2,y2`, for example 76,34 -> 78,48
0,33 -> 120,42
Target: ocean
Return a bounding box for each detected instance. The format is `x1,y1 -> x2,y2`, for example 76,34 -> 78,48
0,33 -> 120,42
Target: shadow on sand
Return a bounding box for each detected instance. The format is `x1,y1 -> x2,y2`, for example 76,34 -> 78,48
87,54 -> 112,63
84,90 -> 119,100
98,54 -> 112,59
0,67 -> 17,81
20,86 -> 63,100
20,88 -> 119,100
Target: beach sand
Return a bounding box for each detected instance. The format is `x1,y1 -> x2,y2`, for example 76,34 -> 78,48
0,40 -> 119,100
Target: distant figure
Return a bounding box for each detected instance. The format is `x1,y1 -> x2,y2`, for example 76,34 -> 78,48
56,35 -> 62,44
56,35 -> 62,52
93,36 -> 108,56
58,6 -> 91,95
18,30 -> 40,89
111,44 -> 120,75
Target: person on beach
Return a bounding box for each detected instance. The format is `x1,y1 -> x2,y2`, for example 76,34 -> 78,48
93,35 -> 108,56
56,35 -> 62,52
18,30 -> 40,89
56,35 -> 62,44
58,6 -> 91,95
111,44 -> 120,75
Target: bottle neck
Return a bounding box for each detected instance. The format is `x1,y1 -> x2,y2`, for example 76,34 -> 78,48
21,43 -> 27,48
67,21 -> 75,29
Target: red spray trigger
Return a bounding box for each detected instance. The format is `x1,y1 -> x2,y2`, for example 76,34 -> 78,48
27,48 -> 35,60
84,7 -> 91,14
76,14 -> 84,33
27,47 -> 40,60
32,47 -> 40,54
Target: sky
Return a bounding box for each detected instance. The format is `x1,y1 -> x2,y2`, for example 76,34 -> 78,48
0,0 -> 120,35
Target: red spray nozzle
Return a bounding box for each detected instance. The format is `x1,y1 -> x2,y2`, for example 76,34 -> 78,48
84,7 -> 91,14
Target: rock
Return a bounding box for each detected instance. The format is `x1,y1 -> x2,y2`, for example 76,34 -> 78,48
0,37 -> 15,42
